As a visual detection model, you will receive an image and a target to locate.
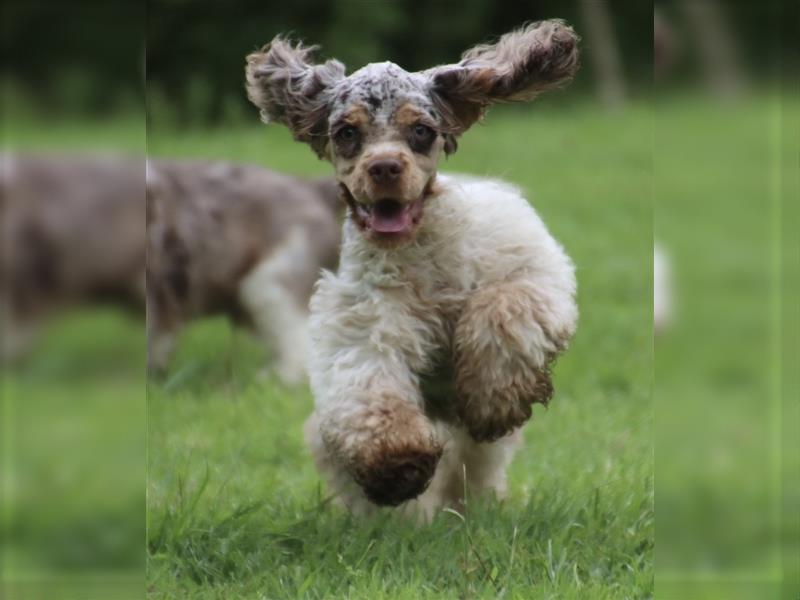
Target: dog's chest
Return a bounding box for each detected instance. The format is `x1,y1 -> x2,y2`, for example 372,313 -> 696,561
399,260 -> 466,422
400,256 -> 466,325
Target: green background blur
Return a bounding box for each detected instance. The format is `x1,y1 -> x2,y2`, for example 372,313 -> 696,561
2,0 -> 798,598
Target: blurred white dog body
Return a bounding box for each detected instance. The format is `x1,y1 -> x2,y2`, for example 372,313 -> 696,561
653,243 -> 672,333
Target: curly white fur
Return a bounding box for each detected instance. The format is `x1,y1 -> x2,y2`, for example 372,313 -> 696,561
245,20 -> 580,518
306,174 -> 577,519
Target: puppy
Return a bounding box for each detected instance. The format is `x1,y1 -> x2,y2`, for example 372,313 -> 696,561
246,21 -> 579,518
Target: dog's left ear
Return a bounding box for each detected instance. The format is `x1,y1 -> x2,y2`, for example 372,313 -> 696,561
246,37 -> 345,158
426,20 -> 579,149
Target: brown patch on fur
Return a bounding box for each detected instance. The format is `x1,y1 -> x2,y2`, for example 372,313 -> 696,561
341,104 -> 371,128
393,102 -> 425,127
245,38 -> 346,158
453,281 -> 563,443
457,360 -> 555,443
428,20 -> 580,135
326,393 -> 443,506
353,448 -> 441,506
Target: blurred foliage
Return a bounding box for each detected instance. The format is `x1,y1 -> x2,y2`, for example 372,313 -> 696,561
4,0 -> 797,127
144,0 -> 651,126
4,0 -> 649,127
2,0 -> 144,115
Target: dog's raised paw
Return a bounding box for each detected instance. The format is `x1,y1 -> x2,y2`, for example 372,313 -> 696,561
460,400 -> 532,443
458,367 -> 554,443
352,446 -> 443,506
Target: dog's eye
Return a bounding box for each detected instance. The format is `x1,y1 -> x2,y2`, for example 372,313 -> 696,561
335,125 -> 359,142
333,125 -> 362,159
412,124 -> 434,140
408,123 -> 436,154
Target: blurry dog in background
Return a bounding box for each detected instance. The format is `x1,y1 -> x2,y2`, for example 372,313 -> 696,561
1,154 -> 341,384
1,153 -> 146,362
146,159 -> 341,383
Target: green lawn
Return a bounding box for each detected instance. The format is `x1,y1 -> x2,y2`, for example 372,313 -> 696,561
5,95 -> 796,599
146,102 -> 654,599
652,94 -> 798,600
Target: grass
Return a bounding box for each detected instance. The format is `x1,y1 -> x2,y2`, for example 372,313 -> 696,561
145,101 -> 654,599
4,93 -> 795,599
1,310 -> 146,599
652,93 -> 799,599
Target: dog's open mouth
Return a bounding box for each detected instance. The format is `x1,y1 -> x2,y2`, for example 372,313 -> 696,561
341,180 -> 435,239
345,191 -> 425,237
356,198 -> 422,234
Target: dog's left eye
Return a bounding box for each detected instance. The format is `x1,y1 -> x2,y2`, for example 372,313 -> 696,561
408,123 -> 436,154
412,124 -> 434,140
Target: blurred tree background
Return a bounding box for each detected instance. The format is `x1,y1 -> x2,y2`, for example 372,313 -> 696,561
144,0 -> 653,126
3,0 -> 794,128
144,0 -> 656,126
2,1 -> 144,116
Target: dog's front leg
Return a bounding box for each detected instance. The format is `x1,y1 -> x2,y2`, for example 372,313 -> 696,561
317,385 -> 442,507
454,278 -> 577,442
309,288 -> 443,507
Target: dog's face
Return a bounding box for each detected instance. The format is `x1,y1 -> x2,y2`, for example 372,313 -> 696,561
246,21 -> 579,244
323,64 -> 447,242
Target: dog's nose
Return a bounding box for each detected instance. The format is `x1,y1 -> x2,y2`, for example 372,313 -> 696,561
367,159 -> 403,184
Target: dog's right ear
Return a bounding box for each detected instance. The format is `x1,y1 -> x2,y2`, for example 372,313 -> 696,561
246,37 -> 345,158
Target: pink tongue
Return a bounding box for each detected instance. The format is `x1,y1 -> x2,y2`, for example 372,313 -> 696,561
371,202 -> 411,233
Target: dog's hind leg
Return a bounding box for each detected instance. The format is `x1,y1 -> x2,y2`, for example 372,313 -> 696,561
460,428 -> 522,499
238,227 -> 312,385
0,310 -> 39,364
404,426 -> 522,522
147,328 -> 177,375
146,297 -> 179,375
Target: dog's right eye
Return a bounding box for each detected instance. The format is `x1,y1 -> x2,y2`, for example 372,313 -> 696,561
335,126 -> 359,142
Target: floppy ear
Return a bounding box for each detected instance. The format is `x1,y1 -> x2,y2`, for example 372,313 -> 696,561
246,37 -> 345,157
427,20 -> 579,144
